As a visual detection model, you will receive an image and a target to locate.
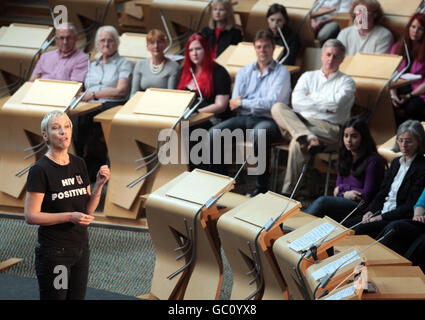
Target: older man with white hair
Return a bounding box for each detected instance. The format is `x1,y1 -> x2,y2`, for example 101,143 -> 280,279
30,23 -> 88,82
271,38 -> 356,195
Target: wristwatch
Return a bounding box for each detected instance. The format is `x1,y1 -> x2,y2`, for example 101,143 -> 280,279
92,91 -> 97,100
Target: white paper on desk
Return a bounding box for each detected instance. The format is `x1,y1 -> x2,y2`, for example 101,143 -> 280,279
401,73 -> 422,81
324,285 -> 356,300
311,250 -> 361,281
288,222 -> 336,252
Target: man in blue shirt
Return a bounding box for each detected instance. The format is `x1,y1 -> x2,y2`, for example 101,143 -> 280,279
208,30 -> 291,197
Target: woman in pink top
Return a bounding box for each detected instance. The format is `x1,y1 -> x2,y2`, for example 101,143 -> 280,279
390,13 -> 425,125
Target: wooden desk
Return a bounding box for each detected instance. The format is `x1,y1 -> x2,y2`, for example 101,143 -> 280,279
363,265 -> 425,300
93,90 -> 213,220
340,53 -> 403,145
0,81 -> 100,210
0,23 -> 53,78
334,235 -> 412,266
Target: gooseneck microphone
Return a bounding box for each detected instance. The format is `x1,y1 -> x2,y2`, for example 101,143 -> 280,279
245,162 -> 307,300
167,158 -> 249,280
275,22 -> 290,65
314,228 -> 395,300
127,67 -> 205,188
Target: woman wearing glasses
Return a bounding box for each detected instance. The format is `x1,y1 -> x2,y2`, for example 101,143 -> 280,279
343,120 -> 425,238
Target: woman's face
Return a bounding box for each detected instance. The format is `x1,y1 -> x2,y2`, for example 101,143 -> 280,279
354,4 -> 375,31
147,37 -> 166,59
343,126 -> 362,154
267,12 -> 286,33
409,19 -> 425,42
188,39 -> 205,66
212,3 -> 227,23
44,115 -> 72,150
397,131 -> 419,158
98,30 -> 118,58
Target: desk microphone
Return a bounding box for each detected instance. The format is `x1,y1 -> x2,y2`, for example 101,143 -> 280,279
245,162 -> 307,300
314,228 -> 395,299
303,209 -> 381,262
167,158 -> 248,280
303,200 -> 366,261
393,40 -> 411,83
275,22 -> 290,65
183,67 -> 204,120
127,67 -> 205,188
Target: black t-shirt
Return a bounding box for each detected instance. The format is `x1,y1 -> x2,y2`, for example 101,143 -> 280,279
199,63 -> 231,110
26,154 -> 90,248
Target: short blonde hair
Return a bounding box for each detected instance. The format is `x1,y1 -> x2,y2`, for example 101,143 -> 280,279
95,25 -> 120,51
208,0 -> 236,30
41,110 -> 72,135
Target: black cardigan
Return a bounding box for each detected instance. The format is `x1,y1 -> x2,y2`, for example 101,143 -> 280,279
200,26 -> 242,58
365,154 -> 425,221
269,24 -> 300,66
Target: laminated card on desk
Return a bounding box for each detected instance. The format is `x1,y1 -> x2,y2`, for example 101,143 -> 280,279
165,169 -> 234,205
133,88 -> 196,117
340,53 -> 403,80
118,33 -> 150,59
22,79 -> 82,108
0,23 -> 53,49
233,191 -> 301,228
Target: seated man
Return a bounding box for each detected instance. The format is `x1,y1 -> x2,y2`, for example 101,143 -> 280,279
209,30 -> 291,197
30,23 -> 88,82
271,39 -> 356,195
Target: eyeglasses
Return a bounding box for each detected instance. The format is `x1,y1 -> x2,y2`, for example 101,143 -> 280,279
397,138 -> 416,145
99,38 -> 115,44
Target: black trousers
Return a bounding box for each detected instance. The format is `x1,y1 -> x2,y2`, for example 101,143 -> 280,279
35,243 -> 90,300
342,214 -> 392,239
405,233 -> 425,273
394,96 -> 425,126
378,219 -> 425,256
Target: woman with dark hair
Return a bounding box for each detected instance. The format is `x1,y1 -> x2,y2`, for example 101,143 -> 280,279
266,3 -> 300,65
305,118 -> 386,221
200,0 -> 242,58
390,13 -> 425,125
343,120 -> 425,238
177,33 -> 231,124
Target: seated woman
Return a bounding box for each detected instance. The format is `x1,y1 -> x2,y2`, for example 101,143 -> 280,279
177,33 -> 231,126
378,187 -> 425,269
79,25 -> 132,181
310,0 -> 353,47
200,0 -> 242,58
266,3 -> 300,65
337,0 -> 393,56
342,120 -> 425,239
82,25 -> 132,108
389,13 -> 425,126
130,29 -> 180,96
305,118 -> 386,221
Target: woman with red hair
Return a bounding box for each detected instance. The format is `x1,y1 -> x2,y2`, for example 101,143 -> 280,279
177,33 -> 231,124
390,13 -> 425,125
